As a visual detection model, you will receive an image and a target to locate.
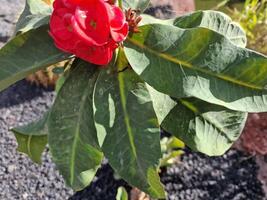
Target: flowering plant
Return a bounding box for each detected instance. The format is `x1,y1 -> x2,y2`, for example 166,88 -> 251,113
0,0 -> 266,198
49,0 -> 128,65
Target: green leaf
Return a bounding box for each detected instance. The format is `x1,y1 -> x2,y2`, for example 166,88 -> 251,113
141,10 -> 247,48
116,187 -> 128,200
11,112 -> 49,164
140,14 -> 173,26
48,60 -> 103,191
93,52 -> 165,199
139,11 -> 249,155
15,0 -> 52,35
148,85 -> 247,156
124,23 -> 267,112
160,150 -> 184,167
55,75 -> 66,93
0,26 -> 70,92
123,0 -> 150,12
172,10 -> 247,47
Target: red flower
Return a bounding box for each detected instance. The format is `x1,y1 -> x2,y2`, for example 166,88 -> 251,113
49,0 -> 128,65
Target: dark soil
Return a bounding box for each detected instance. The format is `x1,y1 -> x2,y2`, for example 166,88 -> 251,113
162,150 -> 264,200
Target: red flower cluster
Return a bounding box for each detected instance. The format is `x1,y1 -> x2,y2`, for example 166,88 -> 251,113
49,0 -> 128,65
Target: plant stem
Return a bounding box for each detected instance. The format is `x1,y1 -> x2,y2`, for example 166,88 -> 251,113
116,47 -> 127,71
118,0 -> 123,9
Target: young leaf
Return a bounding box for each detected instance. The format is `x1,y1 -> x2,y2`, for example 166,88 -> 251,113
48,60 -> 103,191
11,112 -> 49,164
141,10 -> 247,48
15,0 -> 52,35
148,85 -> 247,156
123,0 -> 150,12
124,24 -> 267,112
93,54 -> 165,199
116,187 -> 128,200
0,26 -> 70,92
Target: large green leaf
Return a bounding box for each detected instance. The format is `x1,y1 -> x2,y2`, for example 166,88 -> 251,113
148,85 -> 247,156
123,0 -> 150,12
141,10 -> 246,47
172,10 -> 247,47
0,26 -> 70,92
93,53 -> 165,199
124,24 -> 267,112
15,0 -> 52,35
48,60 -> 103,191
11,112 -> 49,164
140,11 -> 249,155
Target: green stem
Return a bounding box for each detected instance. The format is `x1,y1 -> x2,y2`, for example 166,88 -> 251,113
116,47 -> 127,71
118,0 -> 123,9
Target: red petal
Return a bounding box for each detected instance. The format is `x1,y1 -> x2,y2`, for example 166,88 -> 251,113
50,13 -> 74,40
49,30 -> 79,51
53,0 -> 64,9
111,23 -> 129,42
72,17 -> 106,46
74,41 -> 116,65
50,7 -> 80,51
73,2 -> 110,46
53,0 -> 76,11
108,5 -> 126,30
65,0 -> 98,6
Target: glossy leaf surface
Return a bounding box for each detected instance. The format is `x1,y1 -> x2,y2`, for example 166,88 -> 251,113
148,85 -> 247,156
11,112 -> 49,164
0,26 -> 70,92
93,56 -> 165,199
141,10 -> 247,48
15,0 -> 52,34
173,10 -> 247,47
125,23 -> 267,112
48,60 -> 103,191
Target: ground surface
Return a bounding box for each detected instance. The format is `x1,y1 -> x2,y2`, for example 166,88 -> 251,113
0,1 -> 73,199
162,150 -> 264,200
0,0 -> 266,200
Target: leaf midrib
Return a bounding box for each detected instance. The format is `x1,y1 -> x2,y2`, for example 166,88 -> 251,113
179,99 -> 240,142
118,72 -> 160,192
118,73 -> 138,158
27,135 -> 33,158
127,37 -> 263,90
69,72 -> 94,186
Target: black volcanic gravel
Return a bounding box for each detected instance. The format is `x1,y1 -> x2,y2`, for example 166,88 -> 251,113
70,149 -> 265,200
162,149 -> 264,200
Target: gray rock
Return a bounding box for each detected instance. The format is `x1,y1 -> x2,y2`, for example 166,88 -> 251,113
162,149 -> 264,200
0,80 -> 73,200
0,0 -> 25,47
